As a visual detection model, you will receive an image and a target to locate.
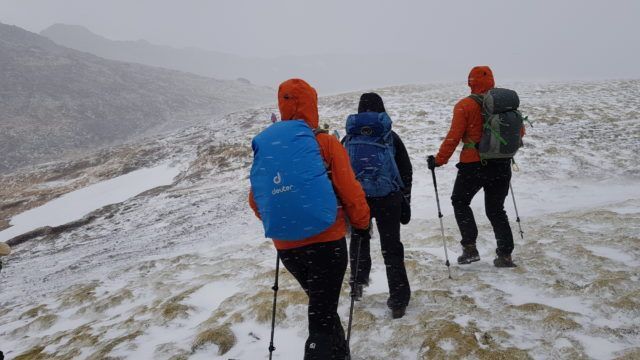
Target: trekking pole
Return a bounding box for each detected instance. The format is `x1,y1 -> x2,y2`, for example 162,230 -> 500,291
268,253 -> 280,360
430,166 -> 452,279
509,182 -> 524,240
345,233 -> 363,360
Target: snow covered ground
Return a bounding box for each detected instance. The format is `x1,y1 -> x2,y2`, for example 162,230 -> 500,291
0,79 -> 639,359
0,164 -> 180,243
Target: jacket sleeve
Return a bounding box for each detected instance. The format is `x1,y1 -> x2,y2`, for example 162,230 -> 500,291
318,134 -> 370,230
435,101 -> 467,166
392,131 -> 412,195
248,189 -> 261,219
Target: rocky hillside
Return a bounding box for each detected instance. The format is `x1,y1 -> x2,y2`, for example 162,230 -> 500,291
0,22 -> 273,174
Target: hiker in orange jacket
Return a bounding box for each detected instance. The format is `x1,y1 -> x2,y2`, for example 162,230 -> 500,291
428,66 -> 523,268
249,78 -> 370,359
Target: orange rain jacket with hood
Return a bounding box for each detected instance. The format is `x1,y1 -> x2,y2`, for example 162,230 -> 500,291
435,66 -> 524,166
249,79 -> 370,250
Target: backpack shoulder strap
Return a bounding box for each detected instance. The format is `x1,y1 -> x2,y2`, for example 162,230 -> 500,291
312,131 -> 330,169
464,95 -> 484,150
383,131 -> 404,188
468,94 -> 484,106
383,130 -> 395,155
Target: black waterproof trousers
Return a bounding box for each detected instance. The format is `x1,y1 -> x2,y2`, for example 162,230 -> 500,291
451,160 -> 514,256
278,238 -> 348,360
350,191 -> 411,309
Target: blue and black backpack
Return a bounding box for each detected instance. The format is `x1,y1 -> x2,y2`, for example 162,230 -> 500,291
250,120 -> 337,240
344,112 -> 404,198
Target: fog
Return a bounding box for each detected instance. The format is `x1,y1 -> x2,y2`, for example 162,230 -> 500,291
2,0 -> 639,93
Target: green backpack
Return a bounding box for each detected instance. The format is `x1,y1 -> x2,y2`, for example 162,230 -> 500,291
468,88 -> 525,161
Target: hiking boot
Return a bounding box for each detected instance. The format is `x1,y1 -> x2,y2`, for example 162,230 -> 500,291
391,306 -> 406,319
351,283 -> 364,301
457,245 -> 480,264
494,255 -> 517,268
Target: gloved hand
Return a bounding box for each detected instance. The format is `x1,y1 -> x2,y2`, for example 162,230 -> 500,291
353,226 -> 371,241
427,155 -> 440,170
400,193 -> 411,225
402,186 -> 411,202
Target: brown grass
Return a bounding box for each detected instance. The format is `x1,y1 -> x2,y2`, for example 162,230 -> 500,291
543,311 -> 582,331
85,330 -> 143,360
12,346 -> 47,360
417,320 -> 533,360
192,325 -> 237,355
19,304 -> 48,319
156,286 -> 202,321
59,282 -> 100,308
11,314 -> 59,336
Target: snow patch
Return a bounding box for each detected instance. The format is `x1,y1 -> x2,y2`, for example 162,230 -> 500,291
573,333 -> 630,360
0,164 -> 179,242
584,245 -> 639,266
438,338 -> 456,353
491,282 -> 592,315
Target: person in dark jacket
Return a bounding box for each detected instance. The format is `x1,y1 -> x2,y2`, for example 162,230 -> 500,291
344,92 -> 413,319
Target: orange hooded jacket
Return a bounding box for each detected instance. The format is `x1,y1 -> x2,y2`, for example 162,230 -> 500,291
249,79 -> 370,250
435,66 -> 525,165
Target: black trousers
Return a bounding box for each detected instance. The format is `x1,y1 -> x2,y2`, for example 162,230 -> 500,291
278,238 -> 348,360
350,191 -> 411,309
451,160 -> 514,256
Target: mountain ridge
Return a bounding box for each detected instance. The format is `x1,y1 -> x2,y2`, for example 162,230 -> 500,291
40,23 -> 448,94
0,22 -> 273,174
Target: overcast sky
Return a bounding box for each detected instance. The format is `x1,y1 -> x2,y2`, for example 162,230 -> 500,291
1,0 -> 639,82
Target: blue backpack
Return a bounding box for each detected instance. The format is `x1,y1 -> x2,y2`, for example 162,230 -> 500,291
344,112 -> 404,197
250,120 -> 337,240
